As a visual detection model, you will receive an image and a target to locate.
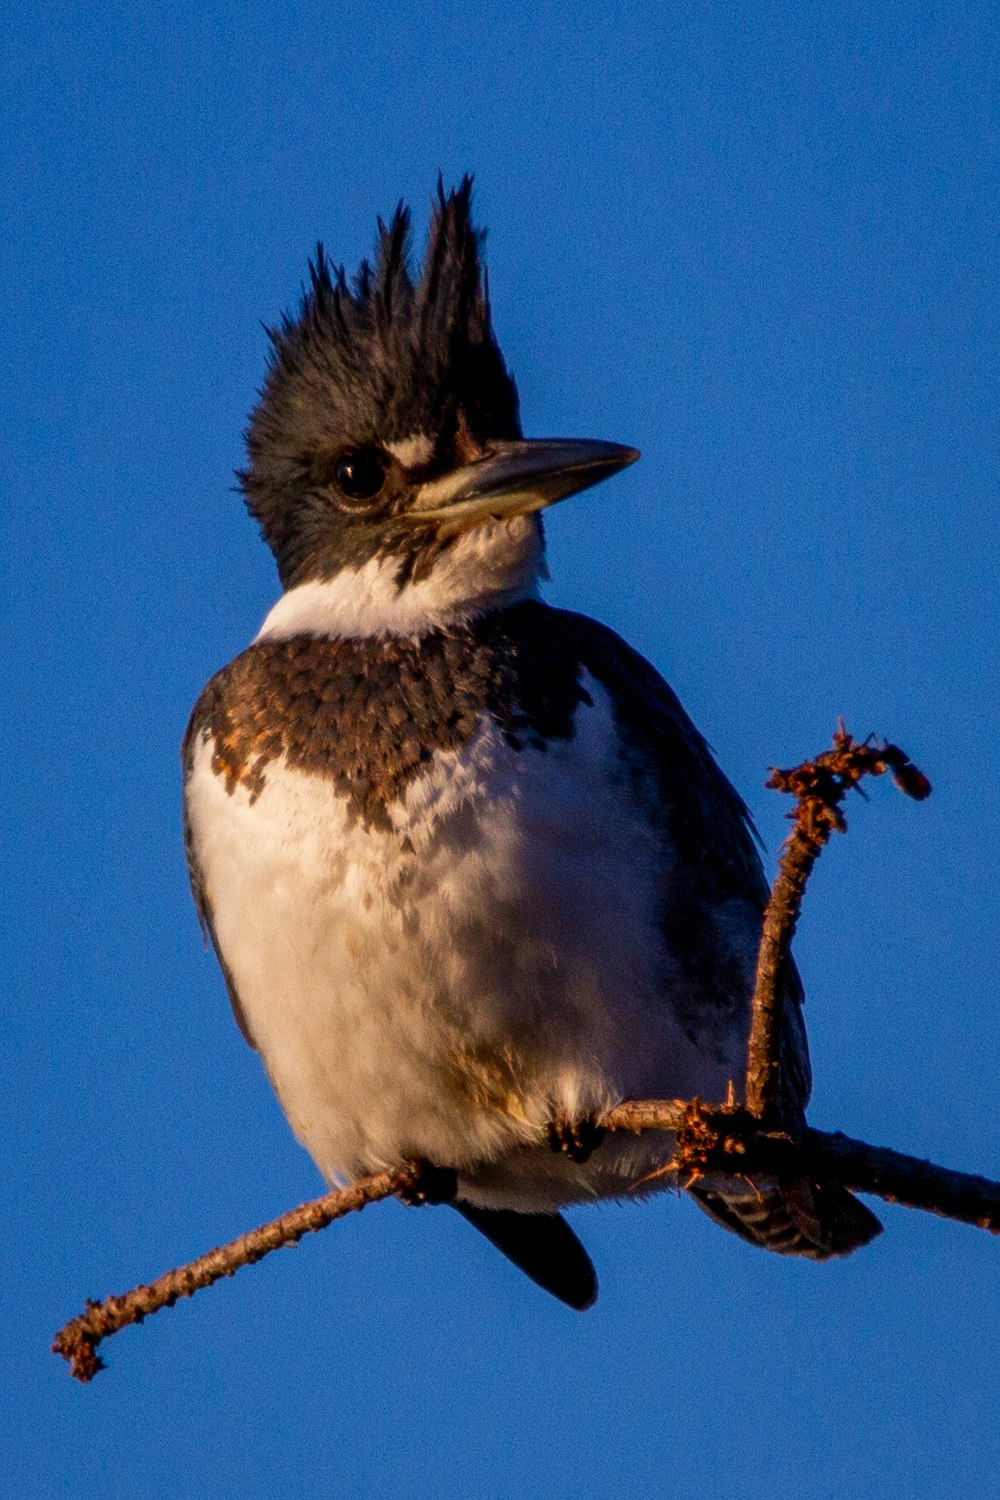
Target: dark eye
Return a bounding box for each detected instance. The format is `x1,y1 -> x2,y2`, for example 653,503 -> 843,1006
334,447 -> 387,502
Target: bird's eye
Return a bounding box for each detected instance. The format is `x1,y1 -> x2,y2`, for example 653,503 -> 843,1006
334,448 -> 387,502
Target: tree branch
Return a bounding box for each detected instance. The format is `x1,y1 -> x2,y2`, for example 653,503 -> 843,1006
56,725 -> 994,1388
745,724 -> 930,1120
801,1128 -> 1000,1229
599,1099 -> 1000,1232
52,1102 -> 1000,1383
52,1165 -> 419,1383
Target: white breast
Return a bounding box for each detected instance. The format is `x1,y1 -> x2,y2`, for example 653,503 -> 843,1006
184,676 -> 747,1211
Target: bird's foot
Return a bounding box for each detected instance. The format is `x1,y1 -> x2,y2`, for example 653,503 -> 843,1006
546,1116 -> 606,1165
397,1160 -> 458,1207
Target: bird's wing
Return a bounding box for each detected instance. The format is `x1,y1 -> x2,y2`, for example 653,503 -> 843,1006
552,606 -> 811,1117
181,668 -> 260,1050
550,612 -> 888,1260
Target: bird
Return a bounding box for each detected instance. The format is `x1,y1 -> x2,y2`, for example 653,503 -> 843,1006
183,178 -> 882,1311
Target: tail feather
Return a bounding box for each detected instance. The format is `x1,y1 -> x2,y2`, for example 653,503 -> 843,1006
689,1177 -> 883,1260
454,1204 -> 598,1309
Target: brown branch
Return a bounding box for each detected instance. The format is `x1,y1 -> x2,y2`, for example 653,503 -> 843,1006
52,1164 -> 419,1383
745,725 -> 931,1120
56,724 -> 977,1387
598,1099 -> 1000,1232
801,1129 -> 1000,1230
52,1101 -> 1000,1383
53,1101 -> 1000,1384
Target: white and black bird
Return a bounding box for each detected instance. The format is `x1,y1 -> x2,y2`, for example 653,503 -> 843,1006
183,179 -> 881,1310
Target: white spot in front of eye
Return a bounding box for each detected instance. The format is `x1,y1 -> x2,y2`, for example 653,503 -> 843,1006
387,433 -> 434,468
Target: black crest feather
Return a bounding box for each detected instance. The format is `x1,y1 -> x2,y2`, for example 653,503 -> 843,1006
243,178 -> 519,501
238,179 -> 522,584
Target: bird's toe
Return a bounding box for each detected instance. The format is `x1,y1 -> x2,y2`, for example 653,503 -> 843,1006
397,1160 -> 459,1207
546,1116 -> 606,1164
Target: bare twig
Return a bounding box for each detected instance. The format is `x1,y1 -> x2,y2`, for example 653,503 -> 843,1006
53,1101 -> 1000,1382
58,724 -> 987,1389
52,1164 -> 419,1383
598,1099 -> 1000,1232
745,725 -> 931,1121
801,1129 -> 1000,1230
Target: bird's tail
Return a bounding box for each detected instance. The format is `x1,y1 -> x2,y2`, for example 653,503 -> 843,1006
454,1203 -> 598,1309
688,1175 -> 882,1259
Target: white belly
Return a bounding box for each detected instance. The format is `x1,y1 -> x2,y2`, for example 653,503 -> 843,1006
184,678 -> 747,1210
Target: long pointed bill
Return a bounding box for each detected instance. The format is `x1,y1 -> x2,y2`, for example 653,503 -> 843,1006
406,437 -> 640,537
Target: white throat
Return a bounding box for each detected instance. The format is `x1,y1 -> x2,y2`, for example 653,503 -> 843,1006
256,516 -> 545,641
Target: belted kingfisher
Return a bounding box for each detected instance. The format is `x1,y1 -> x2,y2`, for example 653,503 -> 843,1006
183,179 -> 880,1310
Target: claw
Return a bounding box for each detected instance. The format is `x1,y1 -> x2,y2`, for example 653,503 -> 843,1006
397,1161 -> 458,1207
546,1117 -> 606,1164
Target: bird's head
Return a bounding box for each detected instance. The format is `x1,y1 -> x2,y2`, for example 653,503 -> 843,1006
241,178 -> 638,637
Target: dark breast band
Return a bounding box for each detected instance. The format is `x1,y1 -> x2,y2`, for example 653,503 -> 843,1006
184,601 -> 590,829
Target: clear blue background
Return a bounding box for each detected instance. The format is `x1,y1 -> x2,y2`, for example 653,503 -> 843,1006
5,3 -> 998,1496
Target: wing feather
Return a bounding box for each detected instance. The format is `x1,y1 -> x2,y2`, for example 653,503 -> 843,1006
182,679 -> 260,1050
551,607 -> 811,1117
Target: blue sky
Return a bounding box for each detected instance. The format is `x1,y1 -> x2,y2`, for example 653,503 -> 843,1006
5,3 -> 998,1496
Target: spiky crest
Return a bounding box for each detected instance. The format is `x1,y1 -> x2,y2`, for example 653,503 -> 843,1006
239,180 -> 522,584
